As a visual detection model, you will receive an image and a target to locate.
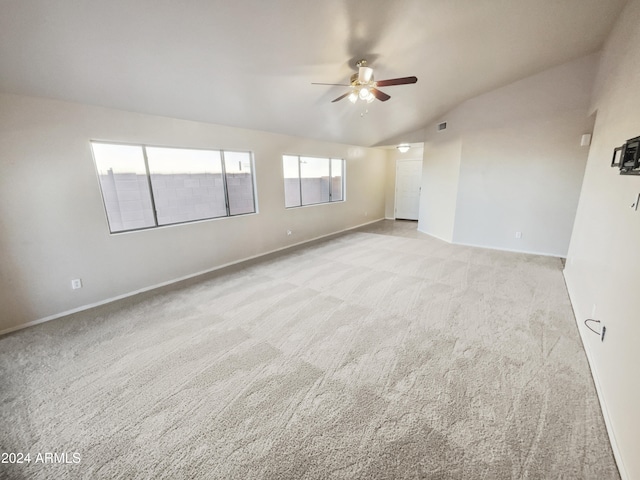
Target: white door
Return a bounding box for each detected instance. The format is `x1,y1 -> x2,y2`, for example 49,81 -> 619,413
395,159 -> 422,220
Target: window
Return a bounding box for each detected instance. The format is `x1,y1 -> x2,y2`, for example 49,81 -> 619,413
91,142 -> 256,233
283,155 -> 344,208
92,143 -> 156,232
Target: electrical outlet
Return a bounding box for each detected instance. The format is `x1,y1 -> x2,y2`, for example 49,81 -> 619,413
591,304 -> 597,317
515,232 -> 522,239
287,230 -> 292,236
71,278 -> 83,290
364,211 -> 368,217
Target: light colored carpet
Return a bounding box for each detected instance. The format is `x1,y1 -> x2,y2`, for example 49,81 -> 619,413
0,221 -> 619,479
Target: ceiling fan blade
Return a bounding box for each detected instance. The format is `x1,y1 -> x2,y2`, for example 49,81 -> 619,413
375,76 -> 418,87
312,82 -> 351,86
370,88 -> 391,102
331,92 -> 351,103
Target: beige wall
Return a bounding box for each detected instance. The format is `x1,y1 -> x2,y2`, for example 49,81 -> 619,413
564,1 -> 640,477
418,54 -> 596,255
385,150 -> 397,219
0,94 -> 386,333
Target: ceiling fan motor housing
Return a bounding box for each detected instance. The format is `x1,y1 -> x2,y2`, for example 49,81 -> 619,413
351,71 -> 374,87
358,66 -> 374,83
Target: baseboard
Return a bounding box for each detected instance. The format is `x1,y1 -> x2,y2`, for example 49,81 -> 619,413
416,227 -> 452,244
453,240 -> 566,259
563,271 -> 628,480
0,217 -> 385,337
415,228 -> 566,259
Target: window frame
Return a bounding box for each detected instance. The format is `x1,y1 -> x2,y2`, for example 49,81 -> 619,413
90,140 -> 257,234
282,154 -> 345,208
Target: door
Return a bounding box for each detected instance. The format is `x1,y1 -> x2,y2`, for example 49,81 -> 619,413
395,159 -> 422,220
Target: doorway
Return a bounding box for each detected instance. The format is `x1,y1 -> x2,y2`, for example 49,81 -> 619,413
395,159 -> 422,220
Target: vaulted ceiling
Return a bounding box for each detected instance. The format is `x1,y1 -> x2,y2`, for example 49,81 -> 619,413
0,0 -> 628,146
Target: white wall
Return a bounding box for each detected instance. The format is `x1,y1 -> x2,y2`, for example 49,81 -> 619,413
417,137 -> 462,242
453,109 -> 594,256
418,54 -> 597,256
564,1 -> 640,477
0,94 -> 386,333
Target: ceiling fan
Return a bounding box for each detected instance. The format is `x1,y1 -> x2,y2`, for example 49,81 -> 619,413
312,59 -> 418,104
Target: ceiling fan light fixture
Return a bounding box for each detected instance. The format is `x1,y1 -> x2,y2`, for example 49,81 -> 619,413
366,92 -> 375,103
359,87 -> 370,100
348,91 -> 358,103
397,144 -> 411,153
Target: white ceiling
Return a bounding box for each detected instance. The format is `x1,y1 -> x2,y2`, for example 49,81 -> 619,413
0,0 -> 628,147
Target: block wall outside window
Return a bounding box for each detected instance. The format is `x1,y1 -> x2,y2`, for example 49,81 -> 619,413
283,155 -> 344,208
146,147 -> 227,226
91,142 -> 256,233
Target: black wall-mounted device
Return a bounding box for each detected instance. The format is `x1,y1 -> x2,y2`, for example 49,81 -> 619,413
612,136 -> 640,175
